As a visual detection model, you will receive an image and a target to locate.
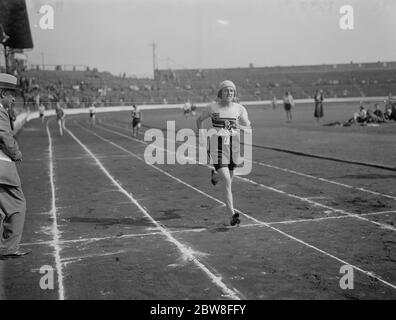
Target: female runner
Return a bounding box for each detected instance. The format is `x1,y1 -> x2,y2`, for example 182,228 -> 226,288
196,80 -> 251,226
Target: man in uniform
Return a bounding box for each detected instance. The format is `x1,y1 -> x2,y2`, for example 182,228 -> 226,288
0,73 -> 31,258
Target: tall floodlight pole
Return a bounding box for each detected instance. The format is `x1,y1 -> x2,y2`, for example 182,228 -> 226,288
41,51 -> 45,70
151,41 -> 157,80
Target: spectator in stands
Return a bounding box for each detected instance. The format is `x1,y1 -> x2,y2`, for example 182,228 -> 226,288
366,109 -> 382,124
283,91 -> 294,122
384,105 -> 393,121
328,104 -> 374,127
390,103 -> 396,121
34,93 -> 40,108
191,104 -> 197,117
373,104 -> 386,122
385,94 -> 395,113
271,96 -> 277,110
0,73 -> 31,258
353,105 -> 367,123
313,89 -> 324,123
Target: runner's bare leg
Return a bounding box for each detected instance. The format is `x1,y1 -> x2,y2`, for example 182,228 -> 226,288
217,167 -> 234,220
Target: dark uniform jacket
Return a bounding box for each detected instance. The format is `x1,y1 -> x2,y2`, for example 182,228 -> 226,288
0,104 -> 22,187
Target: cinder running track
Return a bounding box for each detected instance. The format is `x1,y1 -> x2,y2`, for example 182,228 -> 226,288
1,104 -> 395,300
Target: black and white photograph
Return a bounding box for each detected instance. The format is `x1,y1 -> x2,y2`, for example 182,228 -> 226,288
0,0 -> 395,306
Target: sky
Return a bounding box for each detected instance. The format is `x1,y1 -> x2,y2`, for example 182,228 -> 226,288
25,0 -> 396,78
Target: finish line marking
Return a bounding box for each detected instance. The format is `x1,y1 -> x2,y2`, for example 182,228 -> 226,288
21,209 -> 396,249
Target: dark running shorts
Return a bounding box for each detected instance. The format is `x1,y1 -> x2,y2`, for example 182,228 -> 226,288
212,136 -> 238,171
214,162 -> 237,171
132,118 -> 141,127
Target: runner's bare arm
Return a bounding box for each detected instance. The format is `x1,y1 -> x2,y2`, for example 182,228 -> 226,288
238,105 -> 251,128
196,106 -> 211,133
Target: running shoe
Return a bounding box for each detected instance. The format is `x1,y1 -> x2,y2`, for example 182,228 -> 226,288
0,248 -> 32,258
211,169 -> 219,186
230,212 -> 241,226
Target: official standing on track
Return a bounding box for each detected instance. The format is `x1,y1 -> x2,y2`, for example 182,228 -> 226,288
314,89 -> 324,123
38,103 -> 45,124
183,101 -> 191,118
196,80 -> 251,226
55,104 -> 66,136
0,73 -> 31,258
131,105 -> 142,137
283,91 -> 294,122
271,96 -> 277,110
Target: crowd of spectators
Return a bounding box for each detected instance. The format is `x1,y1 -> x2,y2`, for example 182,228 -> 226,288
8,64 -> 396,115
325,97 -> 396,127
349,98 -> 396,125
16,71 -> 149,112
18,74 -> 107,111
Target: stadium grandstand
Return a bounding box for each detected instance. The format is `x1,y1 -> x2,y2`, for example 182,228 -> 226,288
17,60 -> 396,109
1,2 -> 395,111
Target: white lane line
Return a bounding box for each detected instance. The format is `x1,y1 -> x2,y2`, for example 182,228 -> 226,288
238,175 -> 396,232
100,120 -> 396,232
52,154 -> 132,161
266,209 -> 396,225
104,117 -> 396,200
20,209 -> 396,248
46,120 -> 66,300
82,122 -> 396,291
64,125 -> 243,300
361,210 -> 396,216
25,156 -> 91,161
20,223 -> 265,247
20,228 -> 207,247
104,118 -> 396,201
252,161 -> 396,201
61,250 -> 126,266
